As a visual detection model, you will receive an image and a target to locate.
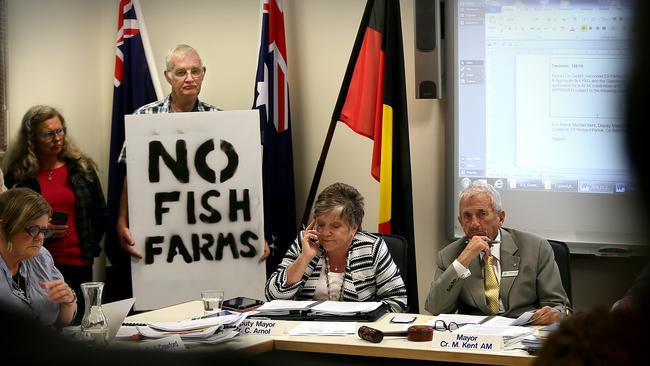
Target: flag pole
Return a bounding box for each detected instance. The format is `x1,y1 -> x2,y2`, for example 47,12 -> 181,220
301,1 -> 375,228
132,0 -> 163,99
300,117 -> 339,227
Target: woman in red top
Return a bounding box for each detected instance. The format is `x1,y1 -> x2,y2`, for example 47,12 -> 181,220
3,105 -> 107,324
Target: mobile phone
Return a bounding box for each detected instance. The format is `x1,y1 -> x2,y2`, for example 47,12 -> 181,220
390,315 -> 417,324
51,211 -> 69,225
222,296 -> 265,311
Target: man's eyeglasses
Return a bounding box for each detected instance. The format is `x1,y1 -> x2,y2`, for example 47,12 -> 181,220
433,320 -> 460,332
25,225 -> 53,239
36,127 -> 66,140
170,67 -> 204,79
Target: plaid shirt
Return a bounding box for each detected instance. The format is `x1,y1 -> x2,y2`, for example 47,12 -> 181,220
117,95 -> 221,163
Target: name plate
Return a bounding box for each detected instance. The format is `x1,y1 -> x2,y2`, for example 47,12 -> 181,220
237,319 -> 284,335
431,332 -> 504,351
139,334 -> 186,352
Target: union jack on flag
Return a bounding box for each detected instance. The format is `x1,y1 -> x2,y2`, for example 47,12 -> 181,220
105,0 -> 158,301
255,0 -> 290,136
253,0 -> 297,276
114,0 -> 143,87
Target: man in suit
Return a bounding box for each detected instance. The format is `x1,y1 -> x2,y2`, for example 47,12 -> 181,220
425,181 -> 568,325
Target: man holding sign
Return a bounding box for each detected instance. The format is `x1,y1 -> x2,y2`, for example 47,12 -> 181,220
117,44 -> 220,259
117,44 -> 270,261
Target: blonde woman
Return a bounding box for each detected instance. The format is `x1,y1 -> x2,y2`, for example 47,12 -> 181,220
0,188 -> 77,326
3,105 -> 106,323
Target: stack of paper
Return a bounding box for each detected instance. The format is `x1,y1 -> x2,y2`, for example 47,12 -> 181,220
521,323 -> 559,352
288,321 -> 358,336
471,311 -> 536,327
255,300 -> 318,316
134,311 -> 249,345
309,301 -> 383,316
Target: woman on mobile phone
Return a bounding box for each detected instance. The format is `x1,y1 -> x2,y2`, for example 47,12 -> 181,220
2,105 -> 107,324
265,183 -> 407,312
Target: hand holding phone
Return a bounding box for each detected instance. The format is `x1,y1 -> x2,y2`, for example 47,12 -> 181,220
50,211 -> 69,225
49,211 -> 69,239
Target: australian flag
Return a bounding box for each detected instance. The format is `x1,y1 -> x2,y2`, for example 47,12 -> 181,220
253,0 -> 298,276
105,0 -> 158,302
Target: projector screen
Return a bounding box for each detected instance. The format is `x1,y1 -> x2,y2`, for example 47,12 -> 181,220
445,0 -> 643,255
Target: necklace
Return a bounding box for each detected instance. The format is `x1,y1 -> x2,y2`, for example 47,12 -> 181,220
323,255 -> 345,301
11,273 -> 25,293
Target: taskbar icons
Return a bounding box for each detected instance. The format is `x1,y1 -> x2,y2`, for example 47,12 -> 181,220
459,177 -> 634,194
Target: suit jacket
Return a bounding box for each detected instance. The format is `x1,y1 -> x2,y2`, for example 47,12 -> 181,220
425,228 -> 568,317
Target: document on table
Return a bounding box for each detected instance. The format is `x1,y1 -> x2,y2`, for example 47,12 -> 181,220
137,325 -> 223,339
288,321 -> 358,336
255,300 -> 318,315
426,314 -> 487,326
477,311 -> 536,327
309,301 -> 382,315
147,312 -> 249,331
115,325 -> 139,339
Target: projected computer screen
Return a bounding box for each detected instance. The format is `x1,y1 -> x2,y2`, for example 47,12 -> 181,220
447,0 -> 642,254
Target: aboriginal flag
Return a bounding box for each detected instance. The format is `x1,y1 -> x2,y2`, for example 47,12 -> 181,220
332,0 -> 418,312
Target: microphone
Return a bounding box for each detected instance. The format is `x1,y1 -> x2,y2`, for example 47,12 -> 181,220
357,325 -> 434,343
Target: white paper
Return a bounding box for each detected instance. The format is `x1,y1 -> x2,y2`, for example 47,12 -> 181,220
509,310 -> 536,326
288,321 -> 357,336
137,325 -> 223,339
309,301 -> 382,315
426,314 -> 487,327
148,312 -> 248,332
115,325 -> 139,339
183,329 -> 239,345
255,300 -> 317,315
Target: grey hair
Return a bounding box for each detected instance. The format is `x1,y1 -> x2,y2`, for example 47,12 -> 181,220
458,181 -> 502,213
313,183 -> 364,229
165,44 -> 202,72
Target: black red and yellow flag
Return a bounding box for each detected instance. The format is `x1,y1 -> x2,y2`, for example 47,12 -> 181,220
332,0 -> 418,312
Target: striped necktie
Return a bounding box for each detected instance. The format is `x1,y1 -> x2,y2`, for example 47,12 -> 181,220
484,255 -> 500,314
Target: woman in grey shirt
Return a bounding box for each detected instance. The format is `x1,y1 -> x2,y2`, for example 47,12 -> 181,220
0,188 -> 77,326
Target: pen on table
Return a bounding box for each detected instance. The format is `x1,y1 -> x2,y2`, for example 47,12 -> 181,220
191,310 -> 228,320
478,315 -> 495,325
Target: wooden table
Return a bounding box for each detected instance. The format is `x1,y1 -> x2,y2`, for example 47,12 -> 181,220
124,301 -> 534,366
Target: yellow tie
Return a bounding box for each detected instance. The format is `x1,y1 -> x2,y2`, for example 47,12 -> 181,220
484,255 -> 500,314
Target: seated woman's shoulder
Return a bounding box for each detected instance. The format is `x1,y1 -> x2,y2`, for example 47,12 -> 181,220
355,231 -> 379,243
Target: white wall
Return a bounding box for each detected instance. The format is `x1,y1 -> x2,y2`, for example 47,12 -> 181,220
5,0 -> 640,312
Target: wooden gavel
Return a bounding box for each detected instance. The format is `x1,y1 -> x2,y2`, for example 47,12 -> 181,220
358,325 -> 434,343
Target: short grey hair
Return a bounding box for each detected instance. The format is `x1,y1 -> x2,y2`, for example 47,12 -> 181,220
165,44 -> 202,72
313,183 -> 364,229
458,181 -> 502,213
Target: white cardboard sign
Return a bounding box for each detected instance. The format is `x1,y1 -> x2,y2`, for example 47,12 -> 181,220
125,110 -> 266,310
